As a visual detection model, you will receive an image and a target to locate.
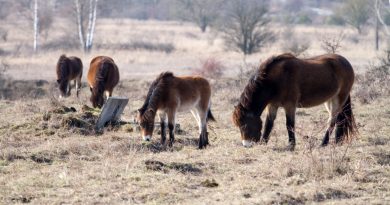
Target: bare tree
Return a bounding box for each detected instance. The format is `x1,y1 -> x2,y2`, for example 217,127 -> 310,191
177,0 -> 222,32
319,32 -> 345,54
12,0 -> 54,53
219,0 -> 274,55
375,0 -> 390,47
342,0 -> 371,34
74,0 -> 98,52
282,27 -> 310,57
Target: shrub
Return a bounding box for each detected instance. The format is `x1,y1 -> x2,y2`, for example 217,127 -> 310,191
354,51 -> 390,104
96,41 -> 175,53
193,57 -> 224,79
327,14 -> 346,26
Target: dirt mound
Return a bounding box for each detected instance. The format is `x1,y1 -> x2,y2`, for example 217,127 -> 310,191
43,104 -> 135,135
0,102 -> 136,138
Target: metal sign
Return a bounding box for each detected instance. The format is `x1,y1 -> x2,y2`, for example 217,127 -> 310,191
95,96 -> 129,130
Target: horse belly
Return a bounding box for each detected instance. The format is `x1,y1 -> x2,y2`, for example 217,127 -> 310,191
298,83 -> 339,108
177,99 -> 199,112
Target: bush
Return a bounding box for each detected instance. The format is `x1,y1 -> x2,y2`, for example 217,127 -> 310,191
192,57 -> 224,79
297,14 -> 312,25
96,41 -> 175,53
327,14 -> 346,26
281,27 -> 310,56
354,51 -> 390,104
41,37 -> 79,51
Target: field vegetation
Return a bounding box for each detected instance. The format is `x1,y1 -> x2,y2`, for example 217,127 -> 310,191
0,0 -> 390,204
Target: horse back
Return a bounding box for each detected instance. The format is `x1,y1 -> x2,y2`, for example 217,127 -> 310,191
266,54 -> 354,107
165,75 -> 211,110
68,56 -> 83,79
56,55 -> 83,81
87,56 -> 119,89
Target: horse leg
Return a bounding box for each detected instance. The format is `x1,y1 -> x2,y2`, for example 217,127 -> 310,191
191,109 -> 203,145
167,110 -> 176,147
284,106 -> 296,151
196,108 -> 208,149
321,100 -> 338,146
76,76 -> 81,97
67,82 -> 71,96
261,105 -> 278,144
159,112 -> 167,145
334,94 -> 351,144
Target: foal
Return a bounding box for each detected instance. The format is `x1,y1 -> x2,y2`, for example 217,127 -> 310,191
233,53 -> 357,150
56,54 -> 83,98
137,72 -> 215,149
87,56 -> 120,108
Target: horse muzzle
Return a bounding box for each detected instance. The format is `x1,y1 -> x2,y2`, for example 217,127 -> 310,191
143,135 -> 151,141
242,140 -> 253,148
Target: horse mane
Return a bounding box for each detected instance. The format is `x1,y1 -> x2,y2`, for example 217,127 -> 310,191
93,58 -> 112,97
139,72 -> 174,122
237,53 -> 296,112
57,54 -> 69,81
233,53 -> 296,127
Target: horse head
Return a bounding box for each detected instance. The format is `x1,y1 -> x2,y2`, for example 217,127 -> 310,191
137,108 -> 155,141
233,104 -> 262,147
89,87 -> 104,108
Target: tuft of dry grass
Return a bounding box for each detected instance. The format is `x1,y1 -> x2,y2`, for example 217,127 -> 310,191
0,77 -> 389,204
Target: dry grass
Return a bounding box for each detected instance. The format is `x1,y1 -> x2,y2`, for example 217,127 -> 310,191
0,18 -> 389,204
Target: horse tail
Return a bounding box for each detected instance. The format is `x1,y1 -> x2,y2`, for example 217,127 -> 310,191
336,95 -> 358,143
207,108 -> 216,122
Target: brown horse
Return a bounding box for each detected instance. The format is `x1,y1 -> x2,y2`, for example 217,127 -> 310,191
87,56 -> 120,108
56,54 -> 83,98
137,72 -> 215,149
233,53 -> 357,150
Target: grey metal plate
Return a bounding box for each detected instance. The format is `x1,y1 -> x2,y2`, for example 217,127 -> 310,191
95,96 -> 129,129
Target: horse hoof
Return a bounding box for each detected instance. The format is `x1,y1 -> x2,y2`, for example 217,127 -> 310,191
287,145 -> 295,151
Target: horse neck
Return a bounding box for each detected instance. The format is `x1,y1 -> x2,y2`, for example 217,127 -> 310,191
241,81 -> 270,116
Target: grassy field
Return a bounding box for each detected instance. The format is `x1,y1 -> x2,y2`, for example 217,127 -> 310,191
0,18 -> 389,204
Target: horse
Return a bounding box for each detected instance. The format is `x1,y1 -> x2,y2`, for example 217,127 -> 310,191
87,56 -> 120,108
56,54 -> 83,98
137,72 -> 215,149
232,53 -> 357,150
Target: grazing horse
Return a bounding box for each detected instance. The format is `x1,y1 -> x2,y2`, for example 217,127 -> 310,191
233,53 -> 357,150
137,72 -> 215,149
87,56 -> 120,108
56,54 -> 83,98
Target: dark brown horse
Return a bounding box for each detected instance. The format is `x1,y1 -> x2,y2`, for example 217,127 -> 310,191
56,54 -> 83,98
137,72 -> 215,149
233,53 -> 357,150
87,56 -> 120,108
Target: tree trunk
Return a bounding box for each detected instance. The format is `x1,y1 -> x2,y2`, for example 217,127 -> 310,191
86,0 -> 98,52
75,0 -> 85,51
33,0 -> 38,53
376,15 -> 380,50
375,0 -> 390,47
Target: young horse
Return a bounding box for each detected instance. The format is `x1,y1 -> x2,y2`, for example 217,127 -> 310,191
87,56 -> 120,108
137,72 -> 215,149
233,53 -> 357,150
56,54 -> 83,98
